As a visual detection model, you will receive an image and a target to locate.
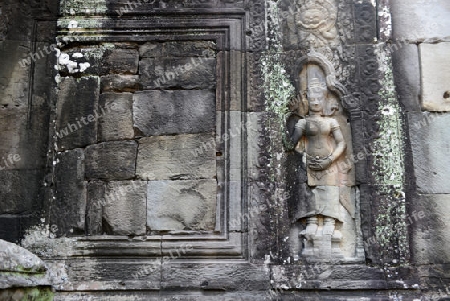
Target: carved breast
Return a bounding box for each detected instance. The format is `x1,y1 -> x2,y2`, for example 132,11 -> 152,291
305,117 -> 333,158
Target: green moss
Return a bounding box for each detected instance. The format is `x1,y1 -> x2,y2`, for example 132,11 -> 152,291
0,287 -> 53,301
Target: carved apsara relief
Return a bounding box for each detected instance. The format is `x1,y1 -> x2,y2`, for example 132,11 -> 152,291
287,54 -> 364,262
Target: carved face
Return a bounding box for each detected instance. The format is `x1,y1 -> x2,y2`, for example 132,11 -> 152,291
308,94 -> 325,113
300,9 -> 324,28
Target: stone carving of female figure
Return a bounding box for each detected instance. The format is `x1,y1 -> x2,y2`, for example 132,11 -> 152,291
290,77 -> 348,259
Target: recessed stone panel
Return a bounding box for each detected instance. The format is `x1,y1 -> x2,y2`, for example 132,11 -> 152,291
139,57 -> 216,89
98,93 -> 134,141
420,42 -> 450,111
147,180 -> 217,231
136,133 -> 216,181
103,181 -> 147,236
85,141 -> 137,180
133,90 -> 215,136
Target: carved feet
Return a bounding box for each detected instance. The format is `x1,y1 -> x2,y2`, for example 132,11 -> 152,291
300,216 -> 344,261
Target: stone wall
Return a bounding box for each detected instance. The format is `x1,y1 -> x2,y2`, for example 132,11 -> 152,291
391,0 -> 450,298
0,0 -> 449,300
0,0 -> 58,242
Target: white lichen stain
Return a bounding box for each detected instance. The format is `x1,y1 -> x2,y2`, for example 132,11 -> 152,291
79,62 -> 90,72
21,222 -> 77,259
378,2 -> 392,40
55,51 -> 92,74
67,20 -> 78,29
373,44 -> 408,268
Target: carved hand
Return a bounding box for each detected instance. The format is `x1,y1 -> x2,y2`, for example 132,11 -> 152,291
308,156 -> 332,171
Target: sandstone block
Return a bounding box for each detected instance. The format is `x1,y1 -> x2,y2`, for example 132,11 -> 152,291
103,181 -> 147,235
391,0 -> 450,41
419,42 -> 450,111
56,76 -> 99,150
411,194 -> 450,265
136,134 -> 216,181
392,44 -> 421,112
51,149 -> 86,236
139,57 -> 215,89
86,181 -> 105,235
85,141 -> 137,180
133,90 -> 215,136
98,93 -> 134,141
147,180 -> 217,231
101,48 -> 139,74
140,41 -> 215,58
408,112 -> 450,194
100,75 -> 140,92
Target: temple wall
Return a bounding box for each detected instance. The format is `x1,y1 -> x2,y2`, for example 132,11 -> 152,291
0,0 -> 449,300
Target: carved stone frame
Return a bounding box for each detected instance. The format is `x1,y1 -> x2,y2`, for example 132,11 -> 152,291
56,10 -> 249,259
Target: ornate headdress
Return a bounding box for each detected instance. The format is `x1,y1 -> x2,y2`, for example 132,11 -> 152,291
308,77 -> 327,95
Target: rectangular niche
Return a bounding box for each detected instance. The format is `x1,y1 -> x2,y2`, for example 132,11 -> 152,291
57,11 -> 248,259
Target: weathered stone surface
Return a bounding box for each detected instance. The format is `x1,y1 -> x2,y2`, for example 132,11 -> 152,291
147,180 -> 217,231
419,42 -> 450,111
0,288 -> 54,301
101,48 -> 139,74
54,292 -> 266,301
392,44 -> 421,112
140,41 -> 216,58
52,149 -> 86,236
136,134 -> 216,181
0,108 -> 27,169
103,181 -> 147,235
0,104 -> 49,170
391,0 -> 450,42
139,57 -> 216,89
56,76 -> 99,150
161,263 -> 270,291
0,239 -> 46,274
0,170 -> 43,214
86,181 -> 104,235
354,1 -> 377,44
58,258 -> 161,290
100,74 -> 140,92
98,93 -> 134,141
133,90 -> 215,136
85,141 -> 137,180
411,194 -> 450,265
408,112 -> 450,194
271,264 -> 388,290
0,239 -> 54,300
